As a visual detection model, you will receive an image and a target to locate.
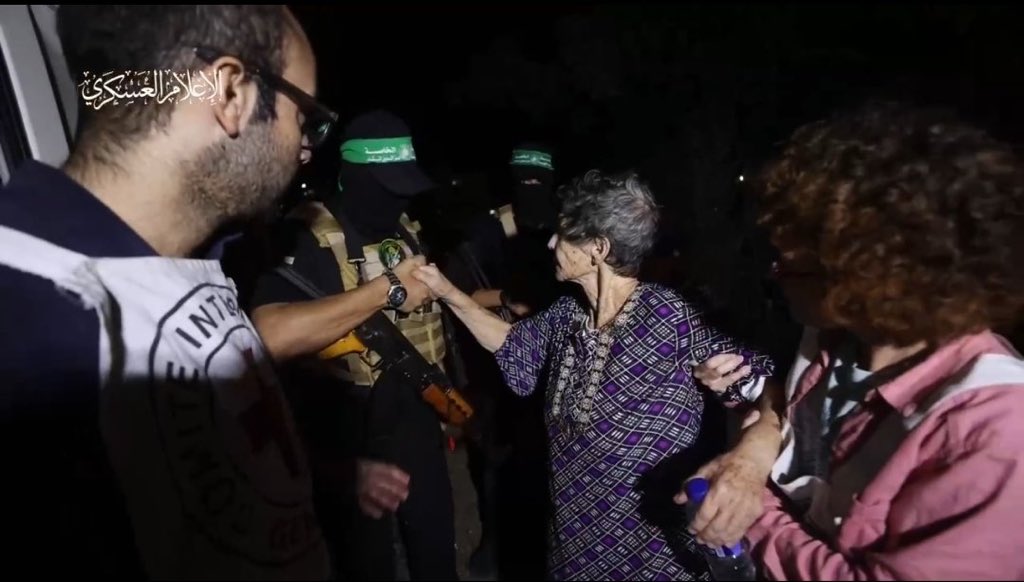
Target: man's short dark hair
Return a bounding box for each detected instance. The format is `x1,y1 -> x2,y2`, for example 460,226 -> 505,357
58,5 -> 289,165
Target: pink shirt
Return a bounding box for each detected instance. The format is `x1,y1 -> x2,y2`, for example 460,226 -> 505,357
747,330 -> 1024,581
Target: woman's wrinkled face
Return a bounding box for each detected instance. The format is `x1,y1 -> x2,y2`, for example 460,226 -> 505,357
548,233 -> 596,283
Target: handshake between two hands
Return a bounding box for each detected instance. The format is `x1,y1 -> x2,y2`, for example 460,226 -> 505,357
392,255 -> 531,317
388,255 -> 451,312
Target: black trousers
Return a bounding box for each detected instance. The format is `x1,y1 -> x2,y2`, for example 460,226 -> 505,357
463,380 -> 550,579
321,370 -> 454,577
293,367 -> 457,581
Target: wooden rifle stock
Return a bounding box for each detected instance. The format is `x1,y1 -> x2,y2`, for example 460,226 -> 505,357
328,311 -> 474,426
277,266 -> 475,427
317,333 -> 367,359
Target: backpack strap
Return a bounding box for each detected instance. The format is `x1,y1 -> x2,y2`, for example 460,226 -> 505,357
492,203 -> 517,238
288,201 -> 361,291
397,213 -> 424,256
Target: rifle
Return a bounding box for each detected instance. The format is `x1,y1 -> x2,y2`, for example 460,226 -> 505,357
454,244 -> 514,324
274,265 -> 474,427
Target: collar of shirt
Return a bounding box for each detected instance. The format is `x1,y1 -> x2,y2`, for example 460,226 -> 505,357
1,160 -> 231,260
874,330 -> 1012,416
194,228 -> 245,262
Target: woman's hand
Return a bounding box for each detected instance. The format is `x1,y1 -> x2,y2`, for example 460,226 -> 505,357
506,300 -> 532,318
674,396 -> 781,547
468,289 -> 532,318
500,290 -> 532,318
412,264 -> 456,302
674,448 -> 768,547
694,353 -> 752,393
417,264 -> 514,353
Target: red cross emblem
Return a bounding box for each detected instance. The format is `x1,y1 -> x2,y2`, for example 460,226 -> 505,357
237,348 -> 302,477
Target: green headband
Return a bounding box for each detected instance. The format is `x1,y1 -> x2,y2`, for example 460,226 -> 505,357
510,149 -> 553,170
341,137 -> 417,164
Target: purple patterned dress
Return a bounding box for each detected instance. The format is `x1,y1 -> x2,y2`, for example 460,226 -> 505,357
494,283 -> 773,581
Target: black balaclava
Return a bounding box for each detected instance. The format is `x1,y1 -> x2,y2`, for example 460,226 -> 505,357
331,163 -> 411,240
325,110 -> 435,242
508,143 -> 557,232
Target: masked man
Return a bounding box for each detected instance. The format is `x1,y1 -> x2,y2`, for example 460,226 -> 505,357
436,144 -> 564,579
250,110 -> 458,580
451,144 -> 561,312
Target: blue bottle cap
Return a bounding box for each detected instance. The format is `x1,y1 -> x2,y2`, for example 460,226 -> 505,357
685,478 -> 710,504
711,542 -> 746,559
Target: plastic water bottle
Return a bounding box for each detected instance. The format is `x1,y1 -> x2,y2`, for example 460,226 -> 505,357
685,478 -> 757,581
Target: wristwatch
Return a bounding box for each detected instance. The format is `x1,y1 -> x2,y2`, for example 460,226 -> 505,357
383,269 -> 407,309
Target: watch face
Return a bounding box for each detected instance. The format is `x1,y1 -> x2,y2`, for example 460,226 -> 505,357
388,285 -> 408,307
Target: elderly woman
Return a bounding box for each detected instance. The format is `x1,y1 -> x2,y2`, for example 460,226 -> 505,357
414,169 -> 775,580
743,102 -> 1024,580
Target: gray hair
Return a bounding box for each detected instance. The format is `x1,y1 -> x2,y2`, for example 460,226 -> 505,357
557,169 -> 660,276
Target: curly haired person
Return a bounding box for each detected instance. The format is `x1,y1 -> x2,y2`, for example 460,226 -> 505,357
746,101 -> 1024,580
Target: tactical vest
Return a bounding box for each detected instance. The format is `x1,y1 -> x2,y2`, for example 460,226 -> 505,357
289,201 -> 446,387
490,203 -> 517,238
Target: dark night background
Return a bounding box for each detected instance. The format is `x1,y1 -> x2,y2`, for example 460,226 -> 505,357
292,3 -> 1024,178
287,2 -> 1024,348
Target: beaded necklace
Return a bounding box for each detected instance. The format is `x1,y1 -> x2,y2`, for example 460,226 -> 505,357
551,284 -> 643,431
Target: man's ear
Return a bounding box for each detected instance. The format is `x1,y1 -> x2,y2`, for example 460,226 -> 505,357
207,58 -> 261,139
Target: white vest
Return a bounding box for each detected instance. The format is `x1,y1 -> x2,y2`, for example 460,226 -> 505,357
0,226 -> 329,580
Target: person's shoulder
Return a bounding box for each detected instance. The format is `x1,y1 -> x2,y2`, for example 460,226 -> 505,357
265,217 -> 333,272
930,352 -> 1024,453
550,293 -> 579,310
0,263 -> 99,325
250,215 -> 345,305
466,210 -> 503,234
268,216 -> 319,249
637,282 -> 701,317
0,265 -> 100,388
0,263 -> 97,321
538,293 -> 583,321
463,212 -> 505,248
636,283 -> 722,344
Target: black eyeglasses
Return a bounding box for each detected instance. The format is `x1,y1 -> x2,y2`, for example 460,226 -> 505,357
192,46 -> 338,148
770,258 -> 825,280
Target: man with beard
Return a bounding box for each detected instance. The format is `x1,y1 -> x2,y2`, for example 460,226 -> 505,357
249,110 -> 457,581
0,5 -> 335,578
